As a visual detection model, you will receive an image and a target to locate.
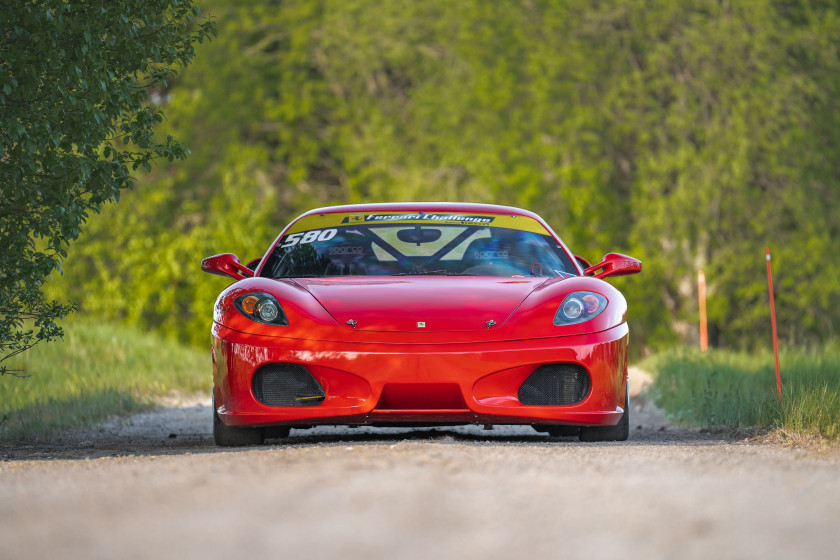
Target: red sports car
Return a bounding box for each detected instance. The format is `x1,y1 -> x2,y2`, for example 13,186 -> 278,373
202,203 -> 641,446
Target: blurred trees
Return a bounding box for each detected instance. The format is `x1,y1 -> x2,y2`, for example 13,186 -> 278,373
47,0 -> 840,352
0,1 -> 214,373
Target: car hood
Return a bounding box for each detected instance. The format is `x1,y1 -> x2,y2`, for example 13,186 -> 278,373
292,277 -> 547,332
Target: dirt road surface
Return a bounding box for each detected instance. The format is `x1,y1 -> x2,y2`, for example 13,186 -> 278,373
2,369 -> 839,560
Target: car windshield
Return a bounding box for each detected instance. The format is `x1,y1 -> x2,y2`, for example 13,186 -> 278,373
260,212 -> 577,278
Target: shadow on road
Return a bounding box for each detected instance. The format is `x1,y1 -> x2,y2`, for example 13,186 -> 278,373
2,416 -> 730,463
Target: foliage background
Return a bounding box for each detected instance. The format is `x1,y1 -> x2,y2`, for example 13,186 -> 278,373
45,0 -> 840,354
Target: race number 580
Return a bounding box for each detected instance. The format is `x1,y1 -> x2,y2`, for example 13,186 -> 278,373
280,228 -> 337,248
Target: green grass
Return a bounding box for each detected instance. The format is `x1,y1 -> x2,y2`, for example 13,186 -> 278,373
0,320 -> 210,441
646,346 -> 840,440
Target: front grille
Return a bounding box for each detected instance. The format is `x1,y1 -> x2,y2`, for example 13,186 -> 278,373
252,364 -> 325,407
518,364 -> 591,405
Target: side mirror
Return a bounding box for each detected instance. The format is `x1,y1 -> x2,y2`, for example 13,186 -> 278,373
584,253 -> 641,279
574,255 -> 592,271
201,253 -> 254,280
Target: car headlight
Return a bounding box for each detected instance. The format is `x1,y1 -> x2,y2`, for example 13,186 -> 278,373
234,293 -> 289,326
554,292 -> 607,326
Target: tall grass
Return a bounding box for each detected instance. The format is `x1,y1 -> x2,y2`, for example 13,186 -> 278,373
648,346 -> 840,439
0,321 -> 209,441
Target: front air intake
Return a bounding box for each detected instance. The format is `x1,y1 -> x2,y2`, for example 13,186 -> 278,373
518,364 -> 591,406
252,364 -> 325,407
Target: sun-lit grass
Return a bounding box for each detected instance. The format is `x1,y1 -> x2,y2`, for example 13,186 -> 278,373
0,320 -> 210,441
646,346 -> 840,440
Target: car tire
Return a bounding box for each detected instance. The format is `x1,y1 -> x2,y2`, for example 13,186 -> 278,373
578,382 -> 630,442
213,391 -> 265,446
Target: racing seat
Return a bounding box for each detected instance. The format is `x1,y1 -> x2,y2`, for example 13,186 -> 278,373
325,235 -> 378,276
461,236 -> 527,276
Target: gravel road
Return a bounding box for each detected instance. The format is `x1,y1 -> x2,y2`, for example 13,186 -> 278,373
2,369 -> 838,560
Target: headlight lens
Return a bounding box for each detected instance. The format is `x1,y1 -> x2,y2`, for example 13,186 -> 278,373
234,293 -> 289,326
258,300 -> 279,322
554,292 -> 607,326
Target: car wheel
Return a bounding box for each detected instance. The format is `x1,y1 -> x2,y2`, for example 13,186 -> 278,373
212,391 -> 265,446
578,383 -> 630,442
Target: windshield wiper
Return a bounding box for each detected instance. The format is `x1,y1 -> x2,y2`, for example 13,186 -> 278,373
391,270 -> 475,276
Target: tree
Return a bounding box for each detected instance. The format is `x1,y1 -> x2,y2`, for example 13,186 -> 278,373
0,1 -> 215,374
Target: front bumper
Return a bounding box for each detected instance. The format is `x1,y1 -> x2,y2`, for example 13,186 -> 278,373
212,323 -> 629,428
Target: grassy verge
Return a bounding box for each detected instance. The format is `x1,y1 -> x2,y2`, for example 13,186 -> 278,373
0,320 -> 209,441
645,347 -> 840,440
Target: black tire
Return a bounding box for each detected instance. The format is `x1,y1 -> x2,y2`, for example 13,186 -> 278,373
578,383 -> 630,442
213,391 -> 265,446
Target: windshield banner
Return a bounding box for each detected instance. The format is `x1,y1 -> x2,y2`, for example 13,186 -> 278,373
286,212 -> 549,235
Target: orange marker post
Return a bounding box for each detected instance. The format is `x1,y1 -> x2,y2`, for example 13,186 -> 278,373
698,270 -> 708,353
766,248 -> 782,403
